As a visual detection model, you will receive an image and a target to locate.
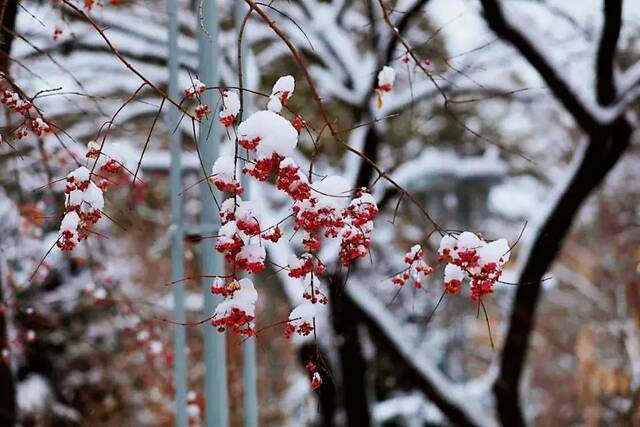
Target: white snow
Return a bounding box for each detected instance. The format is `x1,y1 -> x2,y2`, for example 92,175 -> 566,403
288,301 -> 317,325
214,278 -> 258,317
236,244 -> 266,264
60,211 -> 80,232
219,90 -> 240,121
311,175 -> 351,209
377,66 -> 396,90
81,182 -> 104,212
237,110 -> 298,158
18,375 -> 51,413
68,166 -> 90,183
236,200 -> 261,224
477,238 -> 510,266
444,263 -> 465,283
267,96 -> 283,113
270,75 -> 295,100
211,155 -> 236,180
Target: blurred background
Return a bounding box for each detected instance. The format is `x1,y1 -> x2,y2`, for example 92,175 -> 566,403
1,0 -> 639,426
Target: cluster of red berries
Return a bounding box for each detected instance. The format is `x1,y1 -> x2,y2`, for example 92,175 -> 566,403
211,278 -> 257,336
392,245 -> 434,288
0,87 -> 53,142
58,142 -> 128,251
284,319 -> 314,338
194,104 -> 211,120
212,307 -> 255,335
391,232 -> 511,301
306,361 -> 323,390
276,158 -> 311,201
206,78 -> 379,356
53,26 -> 63,40
438,232 -> 511,301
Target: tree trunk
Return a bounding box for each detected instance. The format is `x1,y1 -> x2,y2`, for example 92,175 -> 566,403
0,1 -> 19,425
0,263 -> 16,426
494,120 -> 632,427
329,276 -> 372,426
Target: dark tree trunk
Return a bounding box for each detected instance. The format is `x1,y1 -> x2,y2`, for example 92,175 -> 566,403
0,1 -> 18,73
494,120 -> 632,427
329,276 -> 371,427
0,1 -> 19,425
478,1 -> 632,425
0,268 -> 16,426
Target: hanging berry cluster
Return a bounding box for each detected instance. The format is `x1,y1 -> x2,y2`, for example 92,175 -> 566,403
0,86 -> 51,142
203,75 -> 380,344
58,141 -> 126,251
182,78 -> 212,120
393,233 -> 510,300
306,361 -> 323,390
438,232 -> 510,301
375,65 -> 396,109
391,244 -> 435,288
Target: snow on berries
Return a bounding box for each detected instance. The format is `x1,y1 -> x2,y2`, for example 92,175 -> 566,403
392,232 -> 510,300
288,253 -> 314,278
392,244 -> 434,288
59,166 -> 106,250
86,140 -> 101,159
195,104 -> 211,120
235,244 -> 266,274
215,221 -> 243,263
31,117 -> 51,136
276,157 -> 310,200
377,66 -> 396,92
184,78 -> 206,98
210,156 -> 243,195
437,232 -> 511,300
284,302 -> 317,338
83,140 -> 126,175
66,166 -> 91,192
262,225 -> 282,243
305,360 -> 323,390
57,140 -> 129,252
208,75 -> 381,339
235,200 -> 261,236
1,88 -> 32,114
267,75 -> 295,113
212,278 -> 258,336
345,189 -> 379,227
58,211 -> 81,251
311,372 -> 323,390
238,110 -> 298,158
376,65 -> 396,108
211,277 -> 236,298
443,263 -> 465,294
219,91 -> 240,127
238,110 -> 299,182
219,197 -> 237,225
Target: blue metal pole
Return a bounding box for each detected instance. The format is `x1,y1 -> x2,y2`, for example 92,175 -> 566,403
198,1 -> 228,426
242,332 -> 258,427
235,3 -> 258,426
167,0 -> 188,425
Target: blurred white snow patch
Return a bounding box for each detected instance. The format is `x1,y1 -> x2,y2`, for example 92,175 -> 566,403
373,393 -> 443,426
392,147 -> 507,193
18,374 -> 51,413
280,373 -> 317,426
489,176 -> 544,219
158,292 -> 204,312
99,139 -> 141,172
